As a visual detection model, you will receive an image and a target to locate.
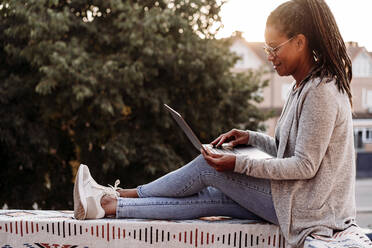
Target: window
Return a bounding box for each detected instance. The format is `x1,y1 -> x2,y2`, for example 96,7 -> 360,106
354,129 -> 363,149
353,52 -> 372,77
365,129 -> 372,143
354,128 -> 372,148
362,89 -> 372,109
236,52 -> 245,67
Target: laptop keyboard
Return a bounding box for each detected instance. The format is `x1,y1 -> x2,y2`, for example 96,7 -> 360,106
210,147 -> 240,155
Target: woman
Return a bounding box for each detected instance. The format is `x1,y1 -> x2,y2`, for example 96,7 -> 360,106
73,0 -> 357,247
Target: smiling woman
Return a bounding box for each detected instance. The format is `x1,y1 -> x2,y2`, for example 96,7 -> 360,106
265,0 -> 352,101
248,0 -> 357,246
73,1 -> 367,248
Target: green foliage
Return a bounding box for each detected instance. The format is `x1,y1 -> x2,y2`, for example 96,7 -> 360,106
0,0 -> 270,209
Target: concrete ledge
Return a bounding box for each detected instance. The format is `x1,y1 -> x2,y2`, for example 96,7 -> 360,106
358,208 -> 372,213
0,210 -> 284,248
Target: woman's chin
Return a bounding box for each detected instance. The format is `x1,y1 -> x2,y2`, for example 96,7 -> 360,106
275,67 -> 289,77
275,68 -> 284,76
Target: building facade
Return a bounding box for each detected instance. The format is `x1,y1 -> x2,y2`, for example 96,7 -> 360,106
230,33 -> 372,152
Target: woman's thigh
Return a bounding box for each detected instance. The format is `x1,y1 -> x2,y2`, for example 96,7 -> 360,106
195,158 -> 277,224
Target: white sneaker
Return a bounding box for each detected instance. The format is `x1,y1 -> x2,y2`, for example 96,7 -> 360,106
73,164 -> 121,220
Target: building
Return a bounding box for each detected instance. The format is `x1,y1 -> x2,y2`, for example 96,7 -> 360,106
230,32 -> 372,152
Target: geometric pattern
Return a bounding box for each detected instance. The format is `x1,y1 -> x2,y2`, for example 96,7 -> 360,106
0,210 -> 285,248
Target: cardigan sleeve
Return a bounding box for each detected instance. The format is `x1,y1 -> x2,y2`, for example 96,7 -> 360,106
234,84 -> 339,180
247,130 -> 277,157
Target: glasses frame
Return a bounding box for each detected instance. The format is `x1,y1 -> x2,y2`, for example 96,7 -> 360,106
263,36 -> 295,57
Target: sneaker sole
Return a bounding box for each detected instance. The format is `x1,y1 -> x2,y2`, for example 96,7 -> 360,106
73,164 -> 88,220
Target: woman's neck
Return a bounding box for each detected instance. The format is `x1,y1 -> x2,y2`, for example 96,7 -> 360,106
293,56 -> 317,87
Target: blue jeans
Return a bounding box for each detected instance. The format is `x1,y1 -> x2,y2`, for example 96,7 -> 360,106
116,155 -> 278,224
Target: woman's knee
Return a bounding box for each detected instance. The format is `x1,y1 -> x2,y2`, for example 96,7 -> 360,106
192,154 -> 210,168
184,155 -> 214,175
189,155 -> 218,179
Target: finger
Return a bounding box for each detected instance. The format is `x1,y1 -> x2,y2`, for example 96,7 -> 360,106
208,152 -> 224,158
202,152 -> 216,167
216,136 -> 228,147
230,135 -> 244,146
225,142 -> 235,149
203,147 -> 214,156
201,149 -> 221,163
217,129 -> 238,147
210,134 -> 223,146
229,134 -> 247,147
200,145 -> 209,154
201,148 -> 209,158
205,148 -> 224,159
201,149 -> 218,163
204,155 -> 219,168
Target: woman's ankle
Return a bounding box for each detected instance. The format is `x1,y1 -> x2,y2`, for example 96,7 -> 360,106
117,188 -> 139,198
100,195 -> 117,216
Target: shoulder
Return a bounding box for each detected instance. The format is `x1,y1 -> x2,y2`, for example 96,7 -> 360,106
301,77 -> 343,104
296,77 -> 345,119
307,76 -> 336,93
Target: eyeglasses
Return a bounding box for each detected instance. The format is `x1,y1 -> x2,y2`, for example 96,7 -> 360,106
263,36 -> 295,57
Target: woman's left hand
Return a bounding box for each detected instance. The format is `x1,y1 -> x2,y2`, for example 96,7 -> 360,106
201,148 -> 236,172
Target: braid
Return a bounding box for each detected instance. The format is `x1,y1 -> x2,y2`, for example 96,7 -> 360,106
267,0 -> 353,107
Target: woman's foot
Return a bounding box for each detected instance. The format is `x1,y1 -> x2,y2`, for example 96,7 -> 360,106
73,164 -> 121,220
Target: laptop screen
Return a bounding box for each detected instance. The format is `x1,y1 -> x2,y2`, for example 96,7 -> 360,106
164,104 -> 203,152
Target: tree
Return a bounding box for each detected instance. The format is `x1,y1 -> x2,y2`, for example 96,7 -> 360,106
0,0 -> 270,209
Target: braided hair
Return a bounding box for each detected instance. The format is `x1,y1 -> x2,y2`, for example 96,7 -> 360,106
266,0 -> 353,106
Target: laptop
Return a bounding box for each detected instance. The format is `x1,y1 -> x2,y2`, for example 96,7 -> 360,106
164,104 -> 272,159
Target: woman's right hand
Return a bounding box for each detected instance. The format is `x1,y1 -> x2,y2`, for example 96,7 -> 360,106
210,129 -> 250,148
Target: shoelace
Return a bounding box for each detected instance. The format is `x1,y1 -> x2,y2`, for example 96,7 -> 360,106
95,179 -> 122,198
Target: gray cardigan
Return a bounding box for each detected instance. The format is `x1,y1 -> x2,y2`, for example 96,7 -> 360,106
234,77 -> 356,247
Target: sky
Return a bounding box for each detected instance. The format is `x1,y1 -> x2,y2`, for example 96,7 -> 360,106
216,0 -> 372,51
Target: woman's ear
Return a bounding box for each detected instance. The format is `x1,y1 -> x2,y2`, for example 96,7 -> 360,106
296,34 -> 308,52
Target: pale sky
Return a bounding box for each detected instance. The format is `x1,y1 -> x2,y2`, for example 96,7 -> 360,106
217,0 -> 372,51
